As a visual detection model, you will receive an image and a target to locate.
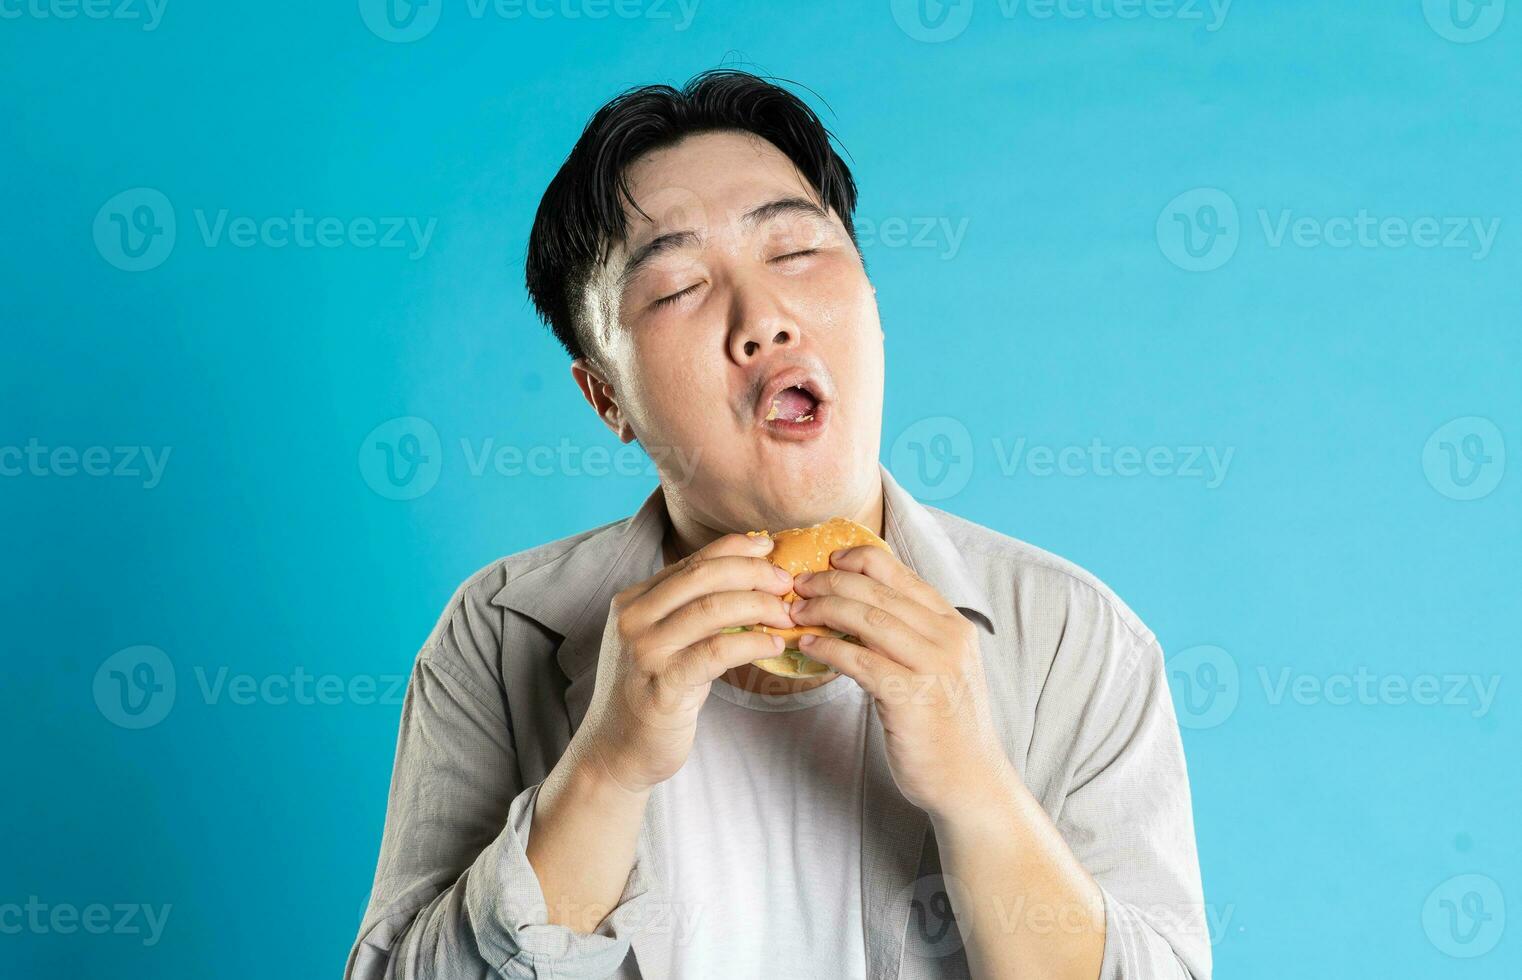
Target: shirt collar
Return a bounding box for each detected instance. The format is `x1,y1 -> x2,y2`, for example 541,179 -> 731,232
491,460 -> 998,690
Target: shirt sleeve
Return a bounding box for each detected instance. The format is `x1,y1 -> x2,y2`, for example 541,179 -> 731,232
1055,633 -> 1212,979
345,586 -> 658,980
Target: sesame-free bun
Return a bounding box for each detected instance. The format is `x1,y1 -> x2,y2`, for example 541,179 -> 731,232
746,517 -> 891,678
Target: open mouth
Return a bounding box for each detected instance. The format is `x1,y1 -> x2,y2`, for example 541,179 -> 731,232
764,383 -> 820,424
755,370 -> 830,440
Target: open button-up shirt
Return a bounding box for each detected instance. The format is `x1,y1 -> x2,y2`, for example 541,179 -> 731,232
346,463 -> 1211,979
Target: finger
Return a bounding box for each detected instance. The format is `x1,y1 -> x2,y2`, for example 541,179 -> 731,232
826,546 -> 957,617
624,531 -> 777,605
646,589 -> 796,653
791,567 -> 944,639
793,633 -> 910,701
636,545 -> 791,625
788,594 -> 933,670
665,629 -> 787,688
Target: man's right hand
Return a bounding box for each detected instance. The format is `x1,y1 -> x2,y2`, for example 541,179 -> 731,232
572,531 -> 795,794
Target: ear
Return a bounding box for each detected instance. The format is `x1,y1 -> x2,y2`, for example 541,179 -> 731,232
571,358 -> 636,444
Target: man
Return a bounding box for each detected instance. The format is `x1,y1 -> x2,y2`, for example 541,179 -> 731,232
347,70 -> 1209,979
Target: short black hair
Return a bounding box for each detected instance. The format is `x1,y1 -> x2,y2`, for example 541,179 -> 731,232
524,69 -> 860,363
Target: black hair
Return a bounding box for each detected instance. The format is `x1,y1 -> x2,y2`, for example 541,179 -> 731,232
524,69 -> 860,363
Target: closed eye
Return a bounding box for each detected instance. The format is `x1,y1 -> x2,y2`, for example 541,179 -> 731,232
774,248 -> 819,262
651,283 -> 701,309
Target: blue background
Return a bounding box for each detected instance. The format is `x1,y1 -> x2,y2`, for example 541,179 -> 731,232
2,0 -> 1517,976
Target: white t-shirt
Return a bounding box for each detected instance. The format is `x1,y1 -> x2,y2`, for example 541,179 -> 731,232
650,672 -> 871,979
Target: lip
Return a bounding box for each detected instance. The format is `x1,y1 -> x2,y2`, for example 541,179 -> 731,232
754,366 -> 831,441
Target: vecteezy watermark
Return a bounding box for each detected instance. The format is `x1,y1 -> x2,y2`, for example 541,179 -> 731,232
358,0 -> 700,42
1156,188 -> 1239,272
358,416 -> 444,501
1167,645 -> 1239,730
991,437 -> 1234,489
93,646 -> 177,729
1167,645 -> 1504,730
0,439 -> 171,489
854,215 -> 970,260
1423,416 -> 1506,501
985,896 -> 1237,947
1423,873 -> 1506,957
357,415 -> 705,500
524,895 -> 704,947
896,874 -> 972,959
0,898 -> 171,947
890,0 -> 1231,43
93,188 -> 176,272
458,438 -> 701,482
1423,0 -> 1506,43
1157,188 -> 1502,271
1257,209 -> 1500,260
887,417 -> 1234,502
93,646 -> 408,729
1259,667 -> 1501,719
93,188 -> 437,271
0,0 -> 167,30
889,416 -> 977,501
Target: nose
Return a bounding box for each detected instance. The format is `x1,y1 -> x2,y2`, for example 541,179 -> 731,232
727,283 -> 800,363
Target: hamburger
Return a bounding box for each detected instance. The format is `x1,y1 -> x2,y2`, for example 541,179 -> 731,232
722,517 -> 892,677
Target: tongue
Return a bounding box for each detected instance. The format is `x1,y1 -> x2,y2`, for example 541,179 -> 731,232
771,387 -> 816,422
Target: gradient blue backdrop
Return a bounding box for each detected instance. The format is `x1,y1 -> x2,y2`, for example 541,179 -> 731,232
2,1 -> 1518,977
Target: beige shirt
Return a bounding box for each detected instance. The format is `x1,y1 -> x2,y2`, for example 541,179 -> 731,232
346,462 -> 1211,979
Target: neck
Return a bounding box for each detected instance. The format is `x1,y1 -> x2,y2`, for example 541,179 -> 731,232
660,472 -> 885,562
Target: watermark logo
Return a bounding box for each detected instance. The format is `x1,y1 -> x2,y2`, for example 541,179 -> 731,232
0,440 -> 171,489
361,0 -> 699,40
0,898 -> 171,947
94,190 -> 437,271
359,0 -> 442,40
992,438 -> 1233,488
890,0 -> 975,42
1157,188 -> 1239,272
1423,416 -> 1505,501
890,416 -> 975,501
93,188 -> 176,272
1166,644 -> 1239,730
997,0 -> 1231,29
93,646 -> 409,725
1259,667 -> 1499,718
891,0 -> 1231,41
359,416 -> 443,500
1423,0 -> 1505,42
1160,189 -> 1502,269
897,874 -> 970,958
1258,210 -> 1499,260
1423,873 -> 1505,957
93,645 -> 176,729
0,0 -> 167,30
855,215 -> 970,260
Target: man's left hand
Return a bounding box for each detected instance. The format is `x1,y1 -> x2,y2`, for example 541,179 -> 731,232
789,545 -> 1015,820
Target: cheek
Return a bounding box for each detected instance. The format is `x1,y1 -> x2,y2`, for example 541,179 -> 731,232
624,346 -> 733,441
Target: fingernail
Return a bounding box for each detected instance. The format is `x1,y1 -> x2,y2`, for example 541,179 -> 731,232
798,634 -> 815,647
795,570 -> 812,585
791,598 -> 809,615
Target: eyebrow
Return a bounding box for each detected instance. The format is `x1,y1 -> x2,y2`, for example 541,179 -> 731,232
615,196 -> 831,288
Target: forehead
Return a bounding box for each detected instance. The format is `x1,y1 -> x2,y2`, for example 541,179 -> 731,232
618,130 -> 820,241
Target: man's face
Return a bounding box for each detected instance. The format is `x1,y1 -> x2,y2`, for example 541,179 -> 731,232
576,130 -> 884,532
